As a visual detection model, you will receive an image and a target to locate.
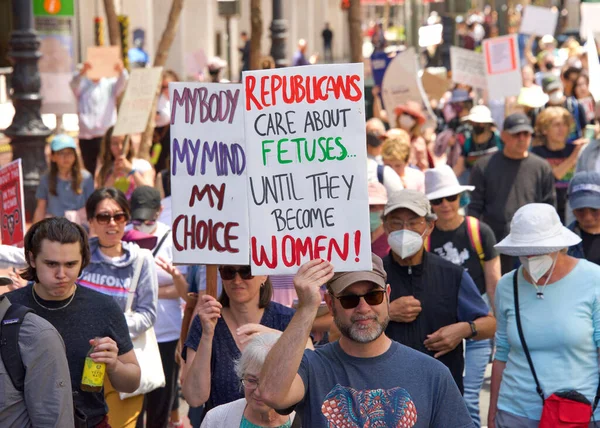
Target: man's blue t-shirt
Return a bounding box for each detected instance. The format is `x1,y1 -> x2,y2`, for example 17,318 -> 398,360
297,340 -> 474,427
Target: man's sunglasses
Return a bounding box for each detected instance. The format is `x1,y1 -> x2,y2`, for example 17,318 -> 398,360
94,212 -> 128,225
219,266 -> 254,280
333,290 -> 385,310
430,194 -> 459,206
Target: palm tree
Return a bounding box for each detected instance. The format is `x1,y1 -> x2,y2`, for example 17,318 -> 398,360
348,0 -> 362,63
250,0 -> 263,70
102,0 -> 120,47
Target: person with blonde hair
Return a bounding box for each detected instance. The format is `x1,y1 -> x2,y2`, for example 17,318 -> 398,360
381,132 -> 425,191
532,106 -> 587,224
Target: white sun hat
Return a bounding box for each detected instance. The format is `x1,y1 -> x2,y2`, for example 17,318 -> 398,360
461,105 -> 495,124
425,165 -> 475,200
495,203 -> 581,256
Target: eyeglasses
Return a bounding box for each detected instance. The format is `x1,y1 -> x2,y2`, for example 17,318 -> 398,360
94,212 -> 128,225
385,218 -> 425,231
219,266 -> 254,280
241,377 -> 259,390
430,194 -> 459,206
131,219 -> 157,227
333,290 -> 385,310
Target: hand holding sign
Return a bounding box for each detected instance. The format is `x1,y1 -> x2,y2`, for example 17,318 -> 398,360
293,259 -> 335,309
196,295 -> 222,337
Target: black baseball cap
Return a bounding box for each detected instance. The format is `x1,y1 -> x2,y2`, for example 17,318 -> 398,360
503,113 -> 534,135
130,186 -> 161,221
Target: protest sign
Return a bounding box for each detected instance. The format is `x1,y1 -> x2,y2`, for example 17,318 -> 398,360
483,35 -> 522,100
243,64 -> 372,275
86,46 -> 121,80
580,3 -> 600,39
450,47 -> 487,90
519,6 -> 558,37
418,24 -> 443,47
382,48 -> 425,126
170,83 -> 249,266
0,160 -> 25,247
421,69 -> 449,102
113,67 -> 163,136
586,33 -> 600,102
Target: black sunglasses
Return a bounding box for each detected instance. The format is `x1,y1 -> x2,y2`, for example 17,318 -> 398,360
333,290 -> 385,309
95,212 -> 128,225
430,194 -> 459,206
219,266 -> 254,280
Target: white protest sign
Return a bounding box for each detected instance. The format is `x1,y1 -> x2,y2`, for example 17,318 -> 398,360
519,6 -> 558,37
483,35 -> 522,100
113,67 -> 163,136
450,47 -> 486,89
587,33 -> 600,102
169,83 -> 249,265
243,64 -> 371,275
382,48 -> 424,126
419,24 -> 443,47
580,3 -> 600,39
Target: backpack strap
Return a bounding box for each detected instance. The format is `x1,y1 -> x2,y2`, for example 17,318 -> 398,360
465,216 -> 485,269
0,303 -> 33,392
376,164 -> 384,185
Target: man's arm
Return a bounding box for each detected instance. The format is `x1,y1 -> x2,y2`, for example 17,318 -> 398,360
23,325 -> 74,427
259,260 -> 334,410
467,161 -> 485,218
457,271 -> 496,340
484,257 -> 501,313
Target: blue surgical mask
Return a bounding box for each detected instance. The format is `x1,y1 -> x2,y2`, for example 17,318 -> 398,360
370,211 -> 383,232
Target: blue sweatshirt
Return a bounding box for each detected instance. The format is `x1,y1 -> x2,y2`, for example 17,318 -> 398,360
80,238 -> 158,338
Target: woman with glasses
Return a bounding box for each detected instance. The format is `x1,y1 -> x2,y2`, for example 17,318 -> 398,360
81,187 -> 158,428
424,165 -> 501,428
182,265 -> 299,422
200,333 -> 296,428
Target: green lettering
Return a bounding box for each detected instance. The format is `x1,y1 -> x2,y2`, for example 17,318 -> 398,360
277,138 -> 292,164
334,136 -> 348,160
317,137 -> 328,162
261,140 -> 274,166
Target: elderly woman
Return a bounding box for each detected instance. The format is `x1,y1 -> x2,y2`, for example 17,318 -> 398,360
425,165 -> 501,427
200,333 -> 296,428
488,203 -> 600,427
182,265 -> 298,421
532,107 -> 587,224
381,131 -> 425,191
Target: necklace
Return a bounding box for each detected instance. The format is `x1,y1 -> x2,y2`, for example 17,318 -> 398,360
32,284 -> 77,310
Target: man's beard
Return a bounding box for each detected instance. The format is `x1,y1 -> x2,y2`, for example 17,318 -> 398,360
333,304 -> 389,344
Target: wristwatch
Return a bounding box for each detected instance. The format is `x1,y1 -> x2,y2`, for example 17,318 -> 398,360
468,321 -> 477,339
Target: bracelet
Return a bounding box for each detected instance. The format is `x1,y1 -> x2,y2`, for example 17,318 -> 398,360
127,169 -> 137,177
468,321 -> 477,339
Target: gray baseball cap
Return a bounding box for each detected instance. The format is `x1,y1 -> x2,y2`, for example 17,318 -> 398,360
568,171 -> 600,210
384,189 -> 436,218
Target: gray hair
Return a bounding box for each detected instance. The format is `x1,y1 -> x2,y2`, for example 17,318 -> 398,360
234,332 -> 282,381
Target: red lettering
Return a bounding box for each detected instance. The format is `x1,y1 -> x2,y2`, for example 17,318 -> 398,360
260,76 -> 270,108
295,237 -> 314,260
281,235 -> 296,267
252,236 -> 278,268
224,223 -> 239,253
173,215 -> 240,252
327,233 -> 349,261
348,74 -> 363,101
292,75 -> 304,102
314,235 -> 327,259
172,215 -> 187,251
271,75 -> 282,106
245,75 -> 262,110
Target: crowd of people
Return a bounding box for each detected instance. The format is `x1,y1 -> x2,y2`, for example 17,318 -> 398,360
2,8 -> 600,428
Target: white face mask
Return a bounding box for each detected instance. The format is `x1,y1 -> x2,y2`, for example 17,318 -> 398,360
399,114 -> 417,131
388,229 -> 425,259
548,90 -> 564,104
519,254 -> 555,283
134,223 -> 156,235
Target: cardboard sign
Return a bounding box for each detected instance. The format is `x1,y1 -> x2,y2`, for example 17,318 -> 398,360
519,6 -> 558,37
0,160 -> 25,247
587,33 -> 600,102
113,67 -> 163,136
418,24 -> 443,47
483,35 -> 522,100
421,69 -> 449,102
580,3 -> 600,39
169,83 -> 249,265
450,47 -> 486,89
86,46 -> 121,80
382,48 -> 424,126
243,64 -> 372,275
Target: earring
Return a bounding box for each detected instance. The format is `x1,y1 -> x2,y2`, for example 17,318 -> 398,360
260,283 -> 265,288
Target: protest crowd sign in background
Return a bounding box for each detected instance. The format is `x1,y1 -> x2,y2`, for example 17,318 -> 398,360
243,64 -> 372,275
169,83 -> 250,266
86,46 -> 121,80
0,160 -> 25,247
482,34 -> 522,100
450,47 -> 487,90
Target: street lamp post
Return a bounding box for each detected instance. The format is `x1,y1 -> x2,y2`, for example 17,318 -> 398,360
270,0 -> 287,68
6,0 -> 51,221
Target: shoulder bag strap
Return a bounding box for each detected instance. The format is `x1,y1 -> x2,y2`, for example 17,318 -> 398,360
152,230 -> 171,257
466,216 -> 485,268
513,269 -> 545,403
376,164 -> 384,185
125,252 -> 145,313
